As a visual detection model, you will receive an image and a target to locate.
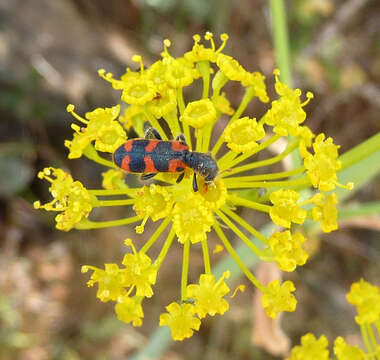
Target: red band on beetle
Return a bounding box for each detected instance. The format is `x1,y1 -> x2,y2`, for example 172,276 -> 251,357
171,141 -> 189,152
168,159 -> 187,172
124,141 -> 134,152
121,155 -> 131,171
145,140 -> 159,153
144,156 -> 159,173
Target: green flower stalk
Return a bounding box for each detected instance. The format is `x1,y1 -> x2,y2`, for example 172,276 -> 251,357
288,279 -> 380,360
34,33 -> 352,341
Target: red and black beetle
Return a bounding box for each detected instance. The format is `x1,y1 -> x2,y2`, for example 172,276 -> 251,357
113,128 -> 218,192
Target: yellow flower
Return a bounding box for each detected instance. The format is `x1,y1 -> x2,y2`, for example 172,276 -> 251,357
186,271 -> 230,318
34,167 -> 93,231
118,105 -> 145,136
217,54 -> 247,82
184,33 -> 229,64
346,279 -> 379,307
36,33 -> 352,341
304,133 -> 342,191
286,333 -> 330,360
268,231 -> 309,271
269,189 -> 307,228
212,92 -> 234,115
133,184 -> 174,227
262,279 -> 297,319
101,169 -> 127,190
122,239 -> 157,298
223,117 -> 265,153
81,264 -> 128,302
64,104 -> 124,158
240,71 -> 269,102
94,121 -> 126,153
121,78 -> 157,106
147,88 -> 177,118
298,125 -> 315,158
180,98 -> 217,128
145,60 -> 169,93
172,193 -> 214,244
263,70 -> 313,136
346,279 -> 380,325
164,57 -> 199,89
159,302 -> 201,341
115,296 -> 144,327
334,337 -> 366,360
198,178 -> 227,210
312,193 -> 338,232
98,68 -> 140,90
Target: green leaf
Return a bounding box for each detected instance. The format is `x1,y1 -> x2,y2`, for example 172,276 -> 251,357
337,132 -> 380,202
338,201 -> 380,220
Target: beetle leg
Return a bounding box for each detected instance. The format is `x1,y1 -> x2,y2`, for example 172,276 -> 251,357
145,127 -> 162,140
176,172 -> 185,184
192,173 -> 198,192
175,134 -> 187,145
141,173 -> 157,181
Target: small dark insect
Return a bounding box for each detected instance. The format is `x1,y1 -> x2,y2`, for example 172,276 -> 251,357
113,128 -> 219,192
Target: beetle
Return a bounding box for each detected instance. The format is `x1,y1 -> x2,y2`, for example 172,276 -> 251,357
113,128 -> 218,192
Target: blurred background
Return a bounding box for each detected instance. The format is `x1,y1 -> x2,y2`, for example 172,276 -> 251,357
0,0 -> 379,359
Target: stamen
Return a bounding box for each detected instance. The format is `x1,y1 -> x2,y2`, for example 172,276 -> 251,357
136,215 -> 149,234
217,34 -> 229,54
132,54 -> 144,74
66,104 -> 89,125
231,285 -> 245,298
124,238 -> 137,255
204,32 -> 215,50
162,39 -> 171,58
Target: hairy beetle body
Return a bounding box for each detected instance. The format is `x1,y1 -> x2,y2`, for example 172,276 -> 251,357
113,129 -> 218,192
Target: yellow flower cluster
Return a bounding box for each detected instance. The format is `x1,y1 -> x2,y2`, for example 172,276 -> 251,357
35,33 -> 352,340
288,279 -> 379,360
33,167 -> 93,231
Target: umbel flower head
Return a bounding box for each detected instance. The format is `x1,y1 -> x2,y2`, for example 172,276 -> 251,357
34,33 -> 353,341
288,279 -> 380,360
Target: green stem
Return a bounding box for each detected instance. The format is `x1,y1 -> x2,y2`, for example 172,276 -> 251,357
201,238 -> 211,274
198,61 -> 211,99
142,107 -> 168,140
227,194 -> 271,213
75,216 -> 142,229
88,188 -> 138,197
215,210 -> 263,257
221,206 -> 268,244
338,201 -> 380,220
93,199 -> 135,207
223,176 -> 309,189
339,131 -> 380,170
219,135 -> 282,171
223,166 -> 304,182
140,217 -> 172,254
269,0 -> 292,85
83,145 -> 116,168
222,138 -> 299,176
181,240 -> 190,301
213,222 -> 266,292
360,324 -> 374,356
366,325 -> 380,360
211,85 -> 256,157
154,226 -> 176,269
